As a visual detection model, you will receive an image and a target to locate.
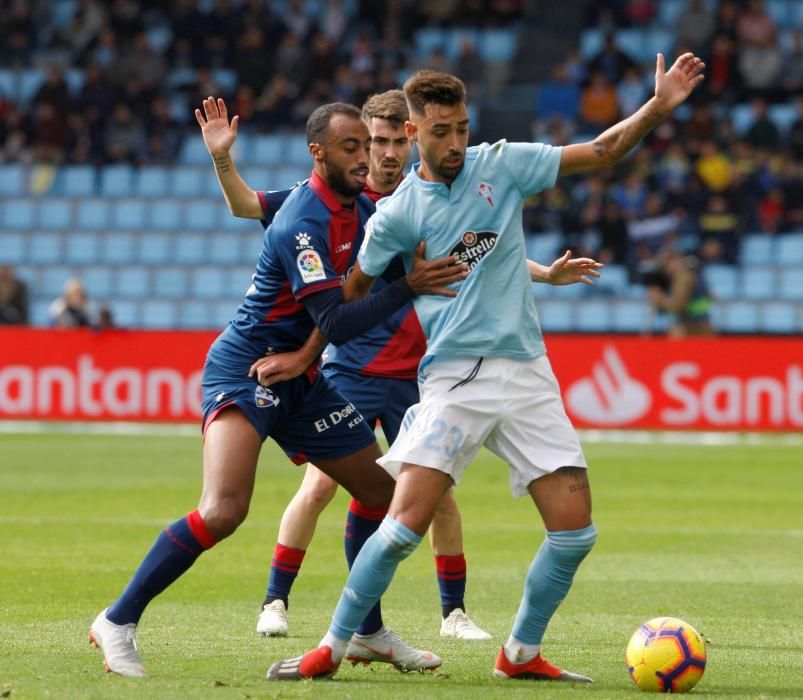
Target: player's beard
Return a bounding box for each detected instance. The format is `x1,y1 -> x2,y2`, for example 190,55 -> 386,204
325,158 -> 366,198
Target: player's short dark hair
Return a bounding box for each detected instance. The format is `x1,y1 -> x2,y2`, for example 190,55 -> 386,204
403,70 -> 466,117
361,90 -> 409,129
306,102 -> 362,144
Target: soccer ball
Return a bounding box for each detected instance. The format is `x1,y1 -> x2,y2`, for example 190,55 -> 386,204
626,617 -> 707,693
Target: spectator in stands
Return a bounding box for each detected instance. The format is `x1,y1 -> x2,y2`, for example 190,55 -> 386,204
745,98 -> 780,152
78,65 -> 116,118
696,140 -> 732,192
536,64 -> 580,124
0,105 -> 32,163
698,194 -> 739,263
64,0 -> 107,64
627,192 -> 680,251
706,35 -> 739,104
104,103 -> 145,164
588,33 -> 637,85
33,68 -> 72,114
49,279 -> 93,328
616,66 -> 646,118
596,200 -> 629,264
737,0 -> 776,49
97,304 -> 115,330
624,0 -> 655,27
758,187 -> 785,233
0,265 -> 28,325
579,71 -> 619,130
454,39 -> 485,96
782,31 -> 803,98
255,74 -> 295,129
33,102 -> 69,164
646,248 -> 713,338
146,96 -> 183,164
2,1 -> 36,67
675,0 -> 715,54
781,160 -> 803,229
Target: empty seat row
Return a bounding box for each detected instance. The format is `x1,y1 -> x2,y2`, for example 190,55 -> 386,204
414,27 -> 520,61
704,263 -> 803,301
0,164 -> 310,198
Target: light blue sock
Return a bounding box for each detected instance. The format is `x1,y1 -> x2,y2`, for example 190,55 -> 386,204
511,524 -> 597,645
329,516 -> 422,640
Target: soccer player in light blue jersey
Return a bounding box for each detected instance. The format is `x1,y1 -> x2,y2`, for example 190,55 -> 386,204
269,54 -> 705,683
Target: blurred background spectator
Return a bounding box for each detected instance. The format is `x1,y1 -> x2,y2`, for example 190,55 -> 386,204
49,278 -> 94,328
0,265 -> 29,324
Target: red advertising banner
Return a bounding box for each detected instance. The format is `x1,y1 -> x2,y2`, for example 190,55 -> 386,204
0,329 -> 801,430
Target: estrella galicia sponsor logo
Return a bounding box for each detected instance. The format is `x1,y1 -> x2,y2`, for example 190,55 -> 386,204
314,403 -> 364,432
449,230 -> 498,271
255,385 -> 280,408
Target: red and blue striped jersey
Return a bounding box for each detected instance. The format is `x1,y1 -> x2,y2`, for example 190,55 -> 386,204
230,171 -> 372,354
257,179 -> 426,379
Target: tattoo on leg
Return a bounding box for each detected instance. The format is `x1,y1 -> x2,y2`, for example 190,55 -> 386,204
560,466 -> 589,493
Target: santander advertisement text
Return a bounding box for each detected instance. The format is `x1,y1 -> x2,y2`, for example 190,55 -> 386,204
0,329 -> 801,430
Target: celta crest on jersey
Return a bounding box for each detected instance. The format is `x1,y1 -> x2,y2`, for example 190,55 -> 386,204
255,385 -> 280,408
449,230 -> 498,271
478,182 -> 494,207
297,249 -> 326,283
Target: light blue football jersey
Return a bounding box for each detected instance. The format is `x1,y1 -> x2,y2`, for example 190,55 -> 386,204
358,139 -> 562,370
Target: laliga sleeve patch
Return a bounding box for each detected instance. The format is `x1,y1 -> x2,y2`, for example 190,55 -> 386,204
297,249 -> 327,283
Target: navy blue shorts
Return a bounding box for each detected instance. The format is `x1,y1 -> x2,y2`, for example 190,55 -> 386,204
201,335 -> 376,465
321,366 -> 419,445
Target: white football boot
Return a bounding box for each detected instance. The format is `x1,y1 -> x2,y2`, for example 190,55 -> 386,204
440,608 -> 492,640
89,609 -> 146,677
345,626 -> 441,671
256,599 -> 289,637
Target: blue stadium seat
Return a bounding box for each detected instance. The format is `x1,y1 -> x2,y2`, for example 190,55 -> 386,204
531,281 -> 554,300
221,211 -> 256,231
100,165 -> 135,196
575,300 -> 613,331
209,232 -> 242,264
229,267 -> 254,297
778,269 -> 803,300
768,103 -> 798,137
82,266 -> 114,299
0,165 -> 26,196
37,197 -> 72,229
537,299 -> 575,332
613,29 -> 645,62
579,29 -> 604,59
415,27 -> 446,58
739,233 -> 774,265
240,230 -> 263,260
765,0 -> 790,24
703,264 -> 738,299
179,300 -> 212,328
0,69 -> 14,102
642,29 -> 673,61
0,232 -> 25,264
759,301 -> 798,333
251,134 -> 286,165
41,265 -> 74,298
212,68 -> 238,95
139,232 -> 173,264
115,267 -> 150,299
30,300 -> 52,327
174,233 -> 207,264
285,134 -> 311,166
28,231 -> 63,263
171,167 -> 205,196
552,279 -> 586,299
75,198 -> 110,230
112,198 -> 147,229
148,200 -> 182,229
191,267 -> 226,299
59,165 -> 96,196
179,137 -> 212,165
445,28 -> 480,60
65,232 -> 100,264
141,300 -> 178,329
146,24 -> 173,54
791,0 -> 803,24
101,232 -> 136,264
136,166 -> 171,197
275,165 -> 309,187
721,301 -> 759,333
740,266 -> 776,300
478,28 -> 518,62
2,199 -> 35,229
108,300 -> 140,328
612,299 -> 651,332
730,103 -> 754,135
17,68 -> 44,103
153,267 -> 189,299
525,231 -> 561,262
657,0 -> 684,27
211,301 -> 236,327
185,199 -> 219,231
775,233 -> 803,265
594,264 -> 629,296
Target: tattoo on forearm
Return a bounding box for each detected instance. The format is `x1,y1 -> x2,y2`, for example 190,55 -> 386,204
213,154 -> 231,174
594,99 -> 667,165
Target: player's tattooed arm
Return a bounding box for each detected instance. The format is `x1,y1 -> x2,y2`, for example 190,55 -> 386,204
558,53 -> 704,176
195,96 -> 263,219
248,329 -> 327,387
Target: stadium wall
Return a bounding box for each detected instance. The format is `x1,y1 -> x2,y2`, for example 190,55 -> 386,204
0,329 -> 801,431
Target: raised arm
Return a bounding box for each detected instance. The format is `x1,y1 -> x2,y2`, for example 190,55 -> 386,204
195,96 -> 263,219
559,53 -> 704,176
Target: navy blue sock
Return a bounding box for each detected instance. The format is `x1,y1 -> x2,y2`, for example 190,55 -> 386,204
264,543 -> 306,607
345,499 -> 387,636
106,510 -> 217,625
435,553 -> 467,617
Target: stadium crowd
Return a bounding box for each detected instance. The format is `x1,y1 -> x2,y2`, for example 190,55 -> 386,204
1,0 -> 802,329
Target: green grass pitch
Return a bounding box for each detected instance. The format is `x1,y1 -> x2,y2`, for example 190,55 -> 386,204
1,432 -> 801,699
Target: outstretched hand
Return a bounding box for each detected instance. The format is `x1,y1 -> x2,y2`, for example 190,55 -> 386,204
194,96 -> 239,157
547,250 -> 603,286
405,241 -> 468,297
655,52 -> 705,111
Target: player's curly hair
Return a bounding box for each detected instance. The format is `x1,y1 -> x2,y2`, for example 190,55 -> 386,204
361,90 -> 409,129
403,70 -> 467,117
306,102 -> 362,144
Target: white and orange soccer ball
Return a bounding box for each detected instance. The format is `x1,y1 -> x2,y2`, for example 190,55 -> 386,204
626,617 -> 707,693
